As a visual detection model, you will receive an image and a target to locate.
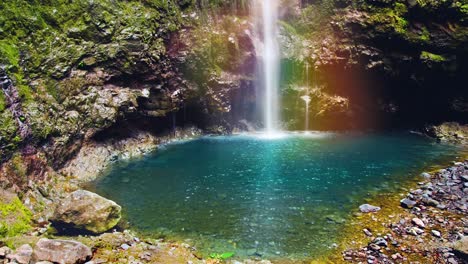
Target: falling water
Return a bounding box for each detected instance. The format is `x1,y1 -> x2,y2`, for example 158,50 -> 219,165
302,62 -> 311,131
254,0 -> 281,134
301,95 -> 311,131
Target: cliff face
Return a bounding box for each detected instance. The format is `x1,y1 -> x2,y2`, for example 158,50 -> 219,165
0,1 -> 187,164
281,0 -> 468,130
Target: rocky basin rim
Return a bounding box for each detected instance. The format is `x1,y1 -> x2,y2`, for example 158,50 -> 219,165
1,129 -> 467,264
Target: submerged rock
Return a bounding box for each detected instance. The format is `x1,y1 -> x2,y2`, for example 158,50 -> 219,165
33,238 -> 92,264
51,190 -> 121,234
359,204 -> 381,213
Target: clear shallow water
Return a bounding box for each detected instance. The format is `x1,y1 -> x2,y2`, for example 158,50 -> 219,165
88,132 -> 464,260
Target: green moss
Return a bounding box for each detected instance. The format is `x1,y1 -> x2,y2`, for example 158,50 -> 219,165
461,4 -> 468,14
421,51 -> 447,62
369,7 -> 409,35
0,197 -> 32,238
0,110 -> 20,157
0,92 -> 6,112
420,26 -> 431,42
0,40 -> 20,71
394,2 -> 408,16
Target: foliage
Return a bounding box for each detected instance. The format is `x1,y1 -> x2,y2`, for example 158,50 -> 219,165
368,3 -> 409,35
0,92 -> 5,112
0,197 -> 32,238
209,251 -> 235,260
420,51 -> 447,62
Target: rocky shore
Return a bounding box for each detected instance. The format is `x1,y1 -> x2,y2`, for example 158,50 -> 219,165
341,160 -> 468,264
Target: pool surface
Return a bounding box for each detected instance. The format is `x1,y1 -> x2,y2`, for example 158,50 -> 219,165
88,132 -> 463,259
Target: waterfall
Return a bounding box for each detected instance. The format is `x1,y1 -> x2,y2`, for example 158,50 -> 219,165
301,95 -> 311,131
303,62 -> 310,131
254,0 -> 281,134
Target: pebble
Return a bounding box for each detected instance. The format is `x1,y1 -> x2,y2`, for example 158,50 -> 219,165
373,237 -> 388,247
431,230 -> 441,237
363,228 -> 373,237
408,227 -> 424,236
369,244 -> 380,251
412,218 -> 426,228
121,244 -> 130,250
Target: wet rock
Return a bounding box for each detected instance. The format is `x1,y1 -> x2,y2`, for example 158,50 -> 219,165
33,238 -> 92,264
7,244 -> 33,264
51,190 -> 121,234
359,204 -> 381,213
400,198 -> 417,209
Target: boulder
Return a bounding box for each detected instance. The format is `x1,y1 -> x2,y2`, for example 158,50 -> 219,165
451,236 -> 468,259
51,190 -> 121,234
0,246 -> 11,257
33,238 -> 92,264
7,244 -> 33,264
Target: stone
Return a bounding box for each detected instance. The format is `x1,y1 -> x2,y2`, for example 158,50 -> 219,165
431,230 -> 441,237
412,218 -> 425,228
121,244 -> 130,250
422,197 -> 440,206
0,246 -> 11,257
363,228 -> 373,237
400,198 -> 417,209
420,172 -> 431,179
369,243 -> 380,251
51,190 -> 121,233
33,238 -> 92,264
373,237 -> 388,247
408,227 -> 424,236
448,258 -> 458,264
7,244 -> 33,264
359,204 -> 381,213
451,236 -> 468,258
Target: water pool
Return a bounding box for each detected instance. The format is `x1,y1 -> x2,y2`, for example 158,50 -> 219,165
88,132 -> 464,260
